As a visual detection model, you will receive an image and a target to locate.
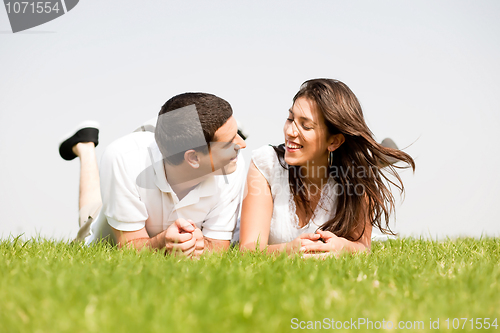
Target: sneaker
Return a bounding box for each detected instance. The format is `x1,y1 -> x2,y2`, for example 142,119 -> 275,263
59,121 -> 100,161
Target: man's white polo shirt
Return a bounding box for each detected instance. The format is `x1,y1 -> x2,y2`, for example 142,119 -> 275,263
85,130 -> 245,245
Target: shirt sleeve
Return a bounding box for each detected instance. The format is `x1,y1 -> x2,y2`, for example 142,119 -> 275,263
201,155 -> 246,240
99,143 -> 148,232
252,145 -> 280,187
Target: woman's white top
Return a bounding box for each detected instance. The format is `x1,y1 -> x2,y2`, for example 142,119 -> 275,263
252,145 -> 337,245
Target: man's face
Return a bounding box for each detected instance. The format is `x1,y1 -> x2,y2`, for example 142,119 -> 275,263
207,116 -> 246,175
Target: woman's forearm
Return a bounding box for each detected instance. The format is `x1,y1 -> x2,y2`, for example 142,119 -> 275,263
267,242 -> 293,254
336,237 -> 370,253
240,241 -> 300,255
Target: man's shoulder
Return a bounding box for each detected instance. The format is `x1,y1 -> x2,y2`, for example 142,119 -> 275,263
103,131 -> 156,160
100,131 -> 159,177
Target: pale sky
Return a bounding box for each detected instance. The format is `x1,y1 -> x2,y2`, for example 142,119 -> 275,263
1,0 -> 499,240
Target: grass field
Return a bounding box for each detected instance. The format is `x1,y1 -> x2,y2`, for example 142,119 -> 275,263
1,237 -> 499,333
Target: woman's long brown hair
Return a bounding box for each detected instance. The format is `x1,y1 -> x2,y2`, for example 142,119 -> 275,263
273,79 -> 415,241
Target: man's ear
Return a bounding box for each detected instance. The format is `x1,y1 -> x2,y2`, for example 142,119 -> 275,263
184,150 -> 200,168
328,134 -> 345,152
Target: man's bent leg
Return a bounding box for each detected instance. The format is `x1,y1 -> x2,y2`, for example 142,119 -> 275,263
75,200 -> 102,242
73,142 -> 102,241
59,122 -> 102,242
73,142 -> 101,212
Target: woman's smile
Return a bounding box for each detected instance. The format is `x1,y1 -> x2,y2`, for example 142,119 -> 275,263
285,140 -> 303,152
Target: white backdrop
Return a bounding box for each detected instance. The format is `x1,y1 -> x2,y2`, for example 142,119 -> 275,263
1,0 -> 499,240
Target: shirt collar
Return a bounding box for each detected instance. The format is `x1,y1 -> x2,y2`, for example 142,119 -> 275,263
175,175 -> 217,209
149,141 -> 173,193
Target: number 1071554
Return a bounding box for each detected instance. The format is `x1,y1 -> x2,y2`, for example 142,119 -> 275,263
445,318 -> 498,330
5,2 -> 61,14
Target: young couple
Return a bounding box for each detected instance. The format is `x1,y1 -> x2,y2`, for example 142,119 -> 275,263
60,79 -> 414,258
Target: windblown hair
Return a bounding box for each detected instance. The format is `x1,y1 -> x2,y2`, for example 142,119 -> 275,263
273,79 -> 415,241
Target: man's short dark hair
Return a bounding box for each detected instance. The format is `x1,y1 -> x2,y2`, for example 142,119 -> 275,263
155,93 -> 233,165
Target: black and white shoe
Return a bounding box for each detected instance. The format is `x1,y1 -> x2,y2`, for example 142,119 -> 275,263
58,121 -> 100,161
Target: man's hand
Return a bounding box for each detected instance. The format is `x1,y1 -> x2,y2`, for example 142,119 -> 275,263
191,226 -> 205,258
164,219 -> 206,258
115,218 -> 207,257
160,218 -> 198,256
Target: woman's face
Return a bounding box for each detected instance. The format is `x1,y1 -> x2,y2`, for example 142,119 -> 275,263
283,97 -> 334,168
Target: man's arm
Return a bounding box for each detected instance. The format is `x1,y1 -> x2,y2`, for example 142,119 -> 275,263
204,237 -> 230,251
113,219 -> 198,255
97,138 -> 198,255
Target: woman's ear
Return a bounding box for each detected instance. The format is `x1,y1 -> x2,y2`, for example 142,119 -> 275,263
328,134 -> 345,152
184,150 -> 200,168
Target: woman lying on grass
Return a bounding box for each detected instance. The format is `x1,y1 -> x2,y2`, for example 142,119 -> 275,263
239,79 -> 415,258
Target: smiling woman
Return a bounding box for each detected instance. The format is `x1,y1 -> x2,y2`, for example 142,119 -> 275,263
239,78 -> 416,257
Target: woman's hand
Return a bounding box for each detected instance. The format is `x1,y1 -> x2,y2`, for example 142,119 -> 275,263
286,233 -> 324,254
299,230 -> 344,258
300,229 -> 370,259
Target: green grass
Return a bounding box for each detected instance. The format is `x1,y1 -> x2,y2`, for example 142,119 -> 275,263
1,238 -> 499,333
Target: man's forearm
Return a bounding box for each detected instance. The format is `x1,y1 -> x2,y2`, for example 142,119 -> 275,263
121,233 -> 165,251
204,237 -> 230,251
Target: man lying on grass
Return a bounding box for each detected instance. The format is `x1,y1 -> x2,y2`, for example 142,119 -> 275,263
59,93 -> 247,257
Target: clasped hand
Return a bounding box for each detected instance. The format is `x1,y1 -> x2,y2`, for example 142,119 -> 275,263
160,218 -> 205,258
292,230 -> 344,259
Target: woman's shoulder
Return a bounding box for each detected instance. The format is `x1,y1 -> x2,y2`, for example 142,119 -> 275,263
252,144 -> 277,159
251,144 -> 286,184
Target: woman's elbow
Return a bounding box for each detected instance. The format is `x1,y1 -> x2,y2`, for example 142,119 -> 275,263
239,241 -> 259,252
360,241 -> 371,253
